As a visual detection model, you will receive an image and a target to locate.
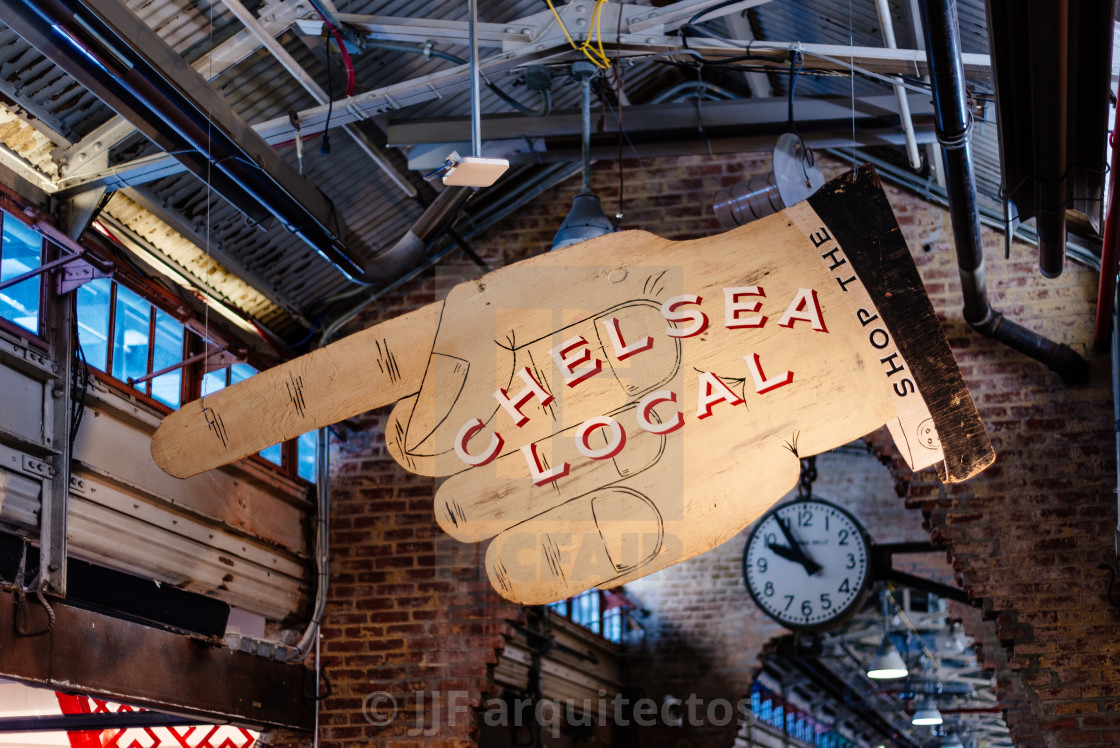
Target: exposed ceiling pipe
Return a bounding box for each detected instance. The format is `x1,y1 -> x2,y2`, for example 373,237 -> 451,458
1026,0 -> 1068,279
217,0 -> 416,199
875,0 -> 922,170
362,186 -> 473,282
916,0 -> 1088,385
985,0 -> 1113,279
0,0 -> 370,281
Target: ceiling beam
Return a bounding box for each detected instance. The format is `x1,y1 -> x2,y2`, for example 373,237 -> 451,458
626,0 -> 774,33
1,0 -> 370,280
51,0 -> 311,186
723,8 -> 774,98
387,93 -> 935,144
248,41 -> 990,138
119,187 -> 313,329
58,31 -> 972,196
0,590 -> 313,730
217,0 -> 416,198
295,13 -> 536,47
43,0 -> 992,199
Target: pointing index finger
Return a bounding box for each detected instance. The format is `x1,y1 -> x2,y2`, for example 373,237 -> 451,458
151,302 -> 441,478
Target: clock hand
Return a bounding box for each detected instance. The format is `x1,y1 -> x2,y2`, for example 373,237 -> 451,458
767,543 -> 806,565
776,518 -> 822,575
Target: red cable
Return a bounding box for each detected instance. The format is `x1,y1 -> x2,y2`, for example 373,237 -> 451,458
317,12 -> 355,98
1093,101 -> 1120,350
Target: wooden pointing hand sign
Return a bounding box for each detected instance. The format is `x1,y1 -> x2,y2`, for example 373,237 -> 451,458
152,166 -> 994,605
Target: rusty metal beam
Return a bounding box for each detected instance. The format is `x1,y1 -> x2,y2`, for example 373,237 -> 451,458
0,590 -> 314,731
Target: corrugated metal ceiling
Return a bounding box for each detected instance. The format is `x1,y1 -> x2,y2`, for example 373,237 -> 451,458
0,0 -> 1038,342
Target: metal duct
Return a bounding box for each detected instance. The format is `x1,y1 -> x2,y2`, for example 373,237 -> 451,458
918,0 -> 1089,385
0,0 -> 369,281
985,0 -> 1113,278
363,186 -> 474,282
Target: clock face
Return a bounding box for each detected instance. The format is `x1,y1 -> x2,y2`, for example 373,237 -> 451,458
742,498 -> 872,630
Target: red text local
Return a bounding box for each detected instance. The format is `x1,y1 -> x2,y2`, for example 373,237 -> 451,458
455,286 -> 829,485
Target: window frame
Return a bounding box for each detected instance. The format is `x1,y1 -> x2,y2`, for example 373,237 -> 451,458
548,588 -> 632,645
75,259 -> 314,484
0,209 -> 51,349
0,183 -> 319,487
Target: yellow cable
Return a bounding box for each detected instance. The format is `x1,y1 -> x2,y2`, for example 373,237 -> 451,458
548,0 -> 611,69
583,0 -> 609,68
544,0 -> 577,49
592,0 -> 609,66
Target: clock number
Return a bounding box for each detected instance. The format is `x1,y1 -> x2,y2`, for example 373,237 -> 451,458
797,509 -> 813,527
825,515 -> 830,531
820,593 -> 832,610
801,600 -> 813,617
757,558 -> 768,573
846,553 -> 856,569
838,529 -> 849,545
765,532 -> 777,546
764,582 -> 774,597
783,595 -> 795,612
838,578 -> 850,593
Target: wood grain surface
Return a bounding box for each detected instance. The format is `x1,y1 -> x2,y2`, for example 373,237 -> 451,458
150,165 -> 994,604
151,304 -> 440,478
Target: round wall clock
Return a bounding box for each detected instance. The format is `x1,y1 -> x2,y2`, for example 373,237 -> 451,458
742,498 -> 873,631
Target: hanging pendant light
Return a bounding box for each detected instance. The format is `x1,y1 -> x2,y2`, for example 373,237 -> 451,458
867,634 -> 909,679
867,590 -> 909,680
553,61 -> 614,250
940,733 -> 964,748
912,696 -> 944,726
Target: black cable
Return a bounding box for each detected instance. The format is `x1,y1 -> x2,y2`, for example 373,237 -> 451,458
321,32 -> 333,155
688,0 -> 752,26
302,660 -> 333,701
69,311 -> 88,450
786,51 -> 815,178
361,40 -> 551,116
489,84 -> 551,118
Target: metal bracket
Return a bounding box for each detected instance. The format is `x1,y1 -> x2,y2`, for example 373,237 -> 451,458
53,256 -> 114,295
21,454 -> 55,479
202,347 -> 245,374
0,242 -> 112,296
870,541 -> 972,605
0,247 -> 84,293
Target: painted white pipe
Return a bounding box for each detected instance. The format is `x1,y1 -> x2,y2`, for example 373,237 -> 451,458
876,0 -> 923,170
468,0 -> 483,158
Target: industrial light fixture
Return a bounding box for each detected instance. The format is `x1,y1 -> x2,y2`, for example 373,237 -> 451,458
712,132 -> 824,228
867,590 -> 909,680
552,61 -> 614,250
940,733 -> 964,748
940,621 -> 968,655
867,634 -> 909,679
911,696 -> 943,726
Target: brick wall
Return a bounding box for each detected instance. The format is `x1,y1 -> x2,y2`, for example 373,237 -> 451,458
286,151 -> 1116,747
892,179 -> 1120,747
